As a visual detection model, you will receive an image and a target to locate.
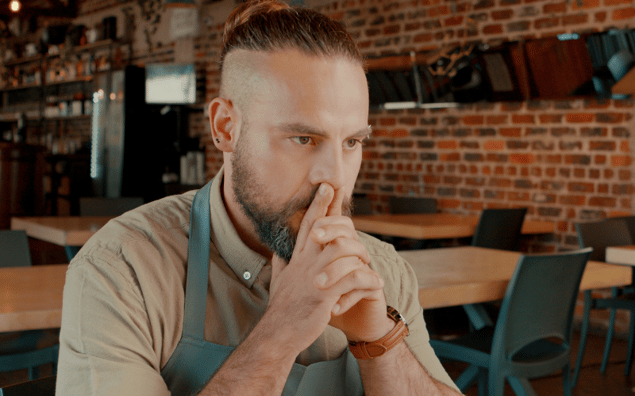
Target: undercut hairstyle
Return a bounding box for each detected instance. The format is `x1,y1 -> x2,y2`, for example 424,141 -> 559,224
220,0 -> 364,70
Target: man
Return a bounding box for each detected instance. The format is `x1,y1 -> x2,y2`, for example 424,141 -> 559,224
56,1 -> 461,395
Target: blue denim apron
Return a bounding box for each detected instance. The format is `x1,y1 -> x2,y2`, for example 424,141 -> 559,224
160,181 -> 364,395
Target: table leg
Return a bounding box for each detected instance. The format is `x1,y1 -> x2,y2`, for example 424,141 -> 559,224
64,246 -> 80,261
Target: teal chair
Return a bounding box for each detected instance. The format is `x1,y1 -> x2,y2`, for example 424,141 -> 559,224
572,218 -> 635,386
0,375 -> 55,396
431,248 -> 592,396
464,207 -> 528,330
0,230 -> 59,380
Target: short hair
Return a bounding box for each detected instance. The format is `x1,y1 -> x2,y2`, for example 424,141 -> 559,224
220,0 -> 363,70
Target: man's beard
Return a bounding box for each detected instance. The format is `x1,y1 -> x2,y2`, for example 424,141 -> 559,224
231,134 -> 353,263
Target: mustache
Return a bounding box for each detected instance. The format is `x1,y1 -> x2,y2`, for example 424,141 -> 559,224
284,186 -> 353,219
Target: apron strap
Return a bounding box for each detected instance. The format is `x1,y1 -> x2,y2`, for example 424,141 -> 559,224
183,181 -> 213,340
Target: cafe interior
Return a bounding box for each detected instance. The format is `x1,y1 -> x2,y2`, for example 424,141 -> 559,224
1,0 -> 635,394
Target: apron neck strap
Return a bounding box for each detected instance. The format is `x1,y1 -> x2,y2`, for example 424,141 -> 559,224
183,181 -> 213,340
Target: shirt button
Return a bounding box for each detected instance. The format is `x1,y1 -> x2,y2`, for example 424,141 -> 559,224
243,271 -> 251,280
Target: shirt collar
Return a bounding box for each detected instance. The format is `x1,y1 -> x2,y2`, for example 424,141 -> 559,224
208,168 -> 269,288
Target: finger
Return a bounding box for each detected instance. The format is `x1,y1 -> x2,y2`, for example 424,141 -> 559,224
331,289 -> 385,316
320,238 -> 371,265
314,256 -> 365,289
271,254 -> 286,286
310,223 -> 359,246
294,183 -> 334,253
327,187 -> 345,217
327,268 -> 384,302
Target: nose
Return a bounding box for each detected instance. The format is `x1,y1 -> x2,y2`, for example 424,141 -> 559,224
308,143 -> 345,191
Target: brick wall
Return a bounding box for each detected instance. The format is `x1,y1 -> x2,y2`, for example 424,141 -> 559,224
80,0 -> 634,335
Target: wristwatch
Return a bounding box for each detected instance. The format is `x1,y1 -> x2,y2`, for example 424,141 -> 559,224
348,306 -> 409,360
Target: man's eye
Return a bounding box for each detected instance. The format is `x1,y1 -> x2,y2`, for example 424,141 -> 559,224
345,139 -> 363,148
292,136 -> 312,145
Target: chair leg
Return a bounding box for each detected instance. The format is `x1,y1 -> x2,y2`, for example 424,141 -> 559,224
625,310 -> 635,376
455,364 -> 480,392
600,307 -> 617,373
477,368 -> 488,396
488,373 -> 506,396
572,290 -> 592,387
508,377 -> 537,396
562,364 -> 572,396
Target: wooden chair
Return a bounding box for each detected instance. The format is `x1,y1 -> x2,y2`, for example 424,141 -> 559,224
0,231 -> 59,380
572,218 -> 635,385
431,248 -> 592,396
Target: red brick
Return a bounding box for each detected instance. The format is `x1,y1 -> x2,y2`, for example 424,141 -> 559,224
487,115 -> 508,125
535,17 -> 559,29
605,169 -> 615,179
438,140 -> 458,149
405,22 -> 421,31
501,128 -> 522,137
459,116 -> 485,127
595,11 -> 607,22
383,25 -> 401,35
621,141 -> 629,152
492,9 -> 514,20
563,13 -> 588,25
595,155 -> 607,164
611,155 -> 632,166
429,5 -> 449,17
572,0 -> 599,8
566,113 -> 594,123
413,33 -> 434,43
596,112 -> 624,123
389,129 -> 409,138
483,24 -> 504,34
559,195 -> 586,205
440,152 -> 461,161
589,197 -> 617,207
463,202 -> 484,210
445,16 -> 464,26
512,114 -> 535,124
490,178 -> 512,187
379,117 -> 397,126
543,2 -> 566,13
613,7 -> 635,20
484,140 -> 505,150
510,153 -> 536,164
605,0 -> 631,5
599,184 -> 609,193
568,182 -> 594,192
539,114 -> 563,123
508,192 -> 530,201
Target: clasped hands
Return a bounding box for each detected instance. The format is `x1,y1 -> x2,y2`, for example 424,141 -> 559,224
268,183 -> 393,355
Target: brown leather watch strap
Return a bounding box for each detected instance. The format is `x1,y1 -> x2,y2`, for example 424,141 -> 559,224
348,306 -> 410,360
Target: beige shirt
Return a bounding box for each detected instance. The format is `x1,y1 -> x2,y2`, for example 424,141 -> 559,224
56,171 -> 458,395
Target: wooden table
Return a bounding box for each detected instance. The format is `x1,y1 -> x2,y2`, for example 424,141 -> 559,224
0,264 -> 68,332
11,216 -> 112,260
606,245 -> 635,267
400,246 -> 633,310
3,247 -> 628,333
352,213 -> 555,239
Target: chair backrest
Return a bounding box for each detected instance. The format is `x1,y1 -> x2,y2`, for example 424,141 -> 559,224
353,196 -> 373,215
389,196 -> 437,214
575,218 -> 633,262
79,197 -> 144,217
0,375 -> 56,396
607,215 -> 635,245
471,207 -> 527,251
0,230 -> 31,268
491,248 -> 592,367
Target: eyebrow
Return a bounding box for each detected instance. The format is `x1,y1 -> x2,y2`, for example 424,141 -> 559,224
277,123 -> 373,139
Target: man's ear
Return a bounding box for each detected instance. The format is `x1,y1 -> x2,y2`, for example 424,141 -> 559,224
209,98 -> 240,152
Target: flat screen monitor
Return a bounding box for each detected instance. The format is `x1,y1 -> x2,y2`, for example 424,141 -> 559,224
145,63 -> 196,104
